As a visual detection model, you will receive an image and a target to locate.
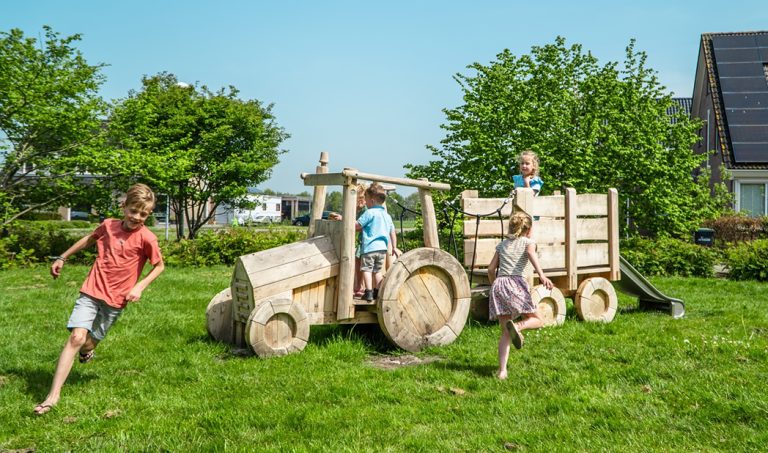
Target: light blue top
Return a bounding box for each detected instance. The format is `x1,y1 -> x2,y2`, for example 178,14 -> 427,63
356,205 -> 395,254
513,174 -> 543,194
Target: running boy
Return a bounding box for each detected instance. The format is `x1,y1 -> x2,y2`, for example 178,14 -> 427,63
33,183 -> 165,415
355,183 -> 400,301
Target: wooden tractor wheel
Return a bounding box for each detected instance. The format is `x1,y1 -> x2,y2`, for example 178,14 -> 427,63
246,298 -> 310,358
575,277 -> 618,323
531,285 -> 566,326
206,288 -> 234,344
377,248 -> 471,352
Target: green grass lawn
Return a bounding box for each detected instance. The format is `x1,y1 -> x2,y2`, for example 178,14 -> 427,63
1,266 -> 766,451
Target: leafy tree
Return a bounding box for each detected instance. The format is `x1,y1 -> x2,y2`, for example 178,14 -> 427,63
0,26 -> 119,226
108,72 -> 289,239
407,37 -> 722,238
324,191 -> 343,214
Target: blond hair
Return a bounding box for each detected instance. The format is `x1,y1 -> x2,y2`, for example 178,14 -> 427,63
518,150 -> 540,176
124,183 -> 156,211
507,212 -> 532,238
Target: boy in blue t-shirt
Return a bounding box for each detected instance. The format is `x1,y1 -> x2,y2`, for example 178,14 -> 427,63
355,183 -> 400,301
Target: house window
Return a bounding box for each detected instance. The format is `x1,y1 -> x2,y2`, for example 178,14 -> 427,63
739,183 -> 767,217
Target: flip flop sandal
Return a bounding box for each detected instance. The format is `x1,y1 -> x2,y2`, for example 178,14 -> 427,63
506,320 -> 524,350
34,403 -> 54,415
79,350 -> 94,364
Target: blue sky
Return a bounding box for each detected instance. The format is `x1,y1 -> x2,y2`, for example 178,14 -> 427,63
4,0 -> 767,195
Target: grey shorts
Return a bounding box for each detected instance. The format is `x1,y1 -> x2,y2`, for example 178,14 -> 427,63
360,251 -> 387,273
67,293 -> 124,341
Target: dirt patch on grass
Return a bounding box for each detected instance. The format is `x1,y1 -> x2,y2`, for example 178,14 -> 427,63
367,354 -> 442,370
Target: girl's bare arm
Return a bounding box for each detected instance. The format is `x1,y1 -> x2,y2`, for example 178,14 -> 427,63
526,243 -> 553,289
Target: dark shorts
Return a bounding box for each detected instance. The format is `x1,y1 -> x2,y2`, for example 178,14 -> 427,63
360,251 -> 387,273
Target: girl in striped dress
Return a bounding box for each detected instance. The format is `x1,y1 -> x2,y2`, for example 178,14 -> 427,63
488,212 -> 553,380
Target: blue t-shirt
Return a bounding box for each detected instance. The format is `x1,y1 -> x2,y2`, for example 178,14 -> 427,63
513,175 -> 543,194
356,205 -> 395,254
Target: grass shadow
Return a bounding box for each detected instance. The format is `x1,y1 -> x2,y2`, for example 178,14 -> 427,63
5,366 -> 97,401
435,360 -> 498,378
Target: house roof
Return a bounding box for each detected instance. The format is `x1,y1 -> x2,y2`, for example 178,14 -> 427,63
667,97 -> 692,123
699,31 -> 768,169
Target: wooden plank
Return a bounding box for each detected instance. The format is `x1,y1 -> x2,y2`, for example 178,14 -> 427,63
419,267 -> 454,322
399,280 -> 433,336
461,198 -> 513,217
463,219 -> 508,237
237,236 -> 336,275
419,187 -> 440,248
608,188 -> 620,281
409,269 -> 450,328
247,249 -> 338,288
537,243 -> 610,271
565,188 -> 577,291
307,152 -> 329,237
324,276 -> 337,315
337,180 -> 358,320
528,194 -> 565,218
314,220 -> 343,258
463,238 -> 500,267
532,219 -> 566,244
341,169 -> 451,191
538,244 -> 566,270
575,193 -> 608,216
576,218 -> 609,241
252,264 -> 339,301
301,172 -> 348,188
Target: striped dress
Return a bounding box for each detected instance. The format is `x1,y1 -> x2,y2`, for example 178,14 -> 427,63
488,236 -> 536,321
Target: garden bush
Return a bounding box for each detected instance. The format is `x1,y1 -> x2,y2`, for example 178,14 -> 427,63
0,221 -> 96,268
161,227 -> 305,266
725,239 -> 768,281
620,236 -> 720,278
703,214 -> 767,243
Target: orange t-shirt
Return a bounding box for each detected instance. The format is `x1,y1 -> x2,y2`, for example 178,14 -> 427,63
80,219 -> 163,308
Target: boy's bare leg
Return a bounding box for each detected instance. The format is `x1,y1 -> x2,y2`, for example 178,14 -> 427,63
373,271 -> 384,289
362,271 -> 373,290
79,333 -> 99,356
34,328 -> 88,414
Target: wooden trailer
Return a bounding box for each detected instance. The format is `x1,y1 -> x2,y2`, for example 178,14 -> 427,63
460,187 -> 621,325
206,153 -> 471,357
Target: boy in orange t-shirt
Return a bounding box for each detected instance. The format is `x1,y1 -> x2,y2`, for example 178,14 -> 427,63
33,184 -> 165,415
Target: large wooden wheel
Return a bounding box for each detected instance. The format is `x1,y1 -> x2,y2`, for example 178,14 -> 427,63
575,277 -> 618,323
532,285 -> 566,326
246,298 -> 310,357
206,288 -> 234,344
377,248 -> 471,352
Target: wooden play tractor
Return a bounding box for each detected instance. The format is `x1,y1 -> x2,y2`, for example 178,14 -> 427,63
460,187 -> 621,325
206,153 -> 470,357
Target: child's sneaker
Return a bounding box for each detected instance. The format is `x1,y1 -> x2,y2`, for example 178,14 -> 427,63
372,288 -> 379,299
79,350 -> 94,363
362,290 -> 374,301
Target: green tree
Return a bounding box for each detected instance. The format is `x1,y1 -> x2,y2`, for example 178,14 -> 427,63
407,37 -> 722,238
0,26 -> 118,225
108,72 -> 289,239
324,191 -> 343,214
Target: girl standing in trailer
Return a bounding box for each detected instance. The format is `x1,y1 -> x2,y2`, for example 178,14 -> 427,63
487,212 -> 552,380
512,150 -> 543,196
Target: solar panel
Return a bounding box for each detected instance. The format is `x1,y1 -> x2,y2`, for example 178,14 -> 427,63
712,34 -> 758,48
719,77 -> 767,92
711,34 -> 768,163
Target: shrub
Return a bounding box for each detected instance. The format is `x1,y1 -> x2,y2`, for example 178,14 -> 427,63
620,236 -> 720,277
703,215 -> 767,243
0,221 -> 96,268
726,239 -> 768,281
161,227 -> 305,266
